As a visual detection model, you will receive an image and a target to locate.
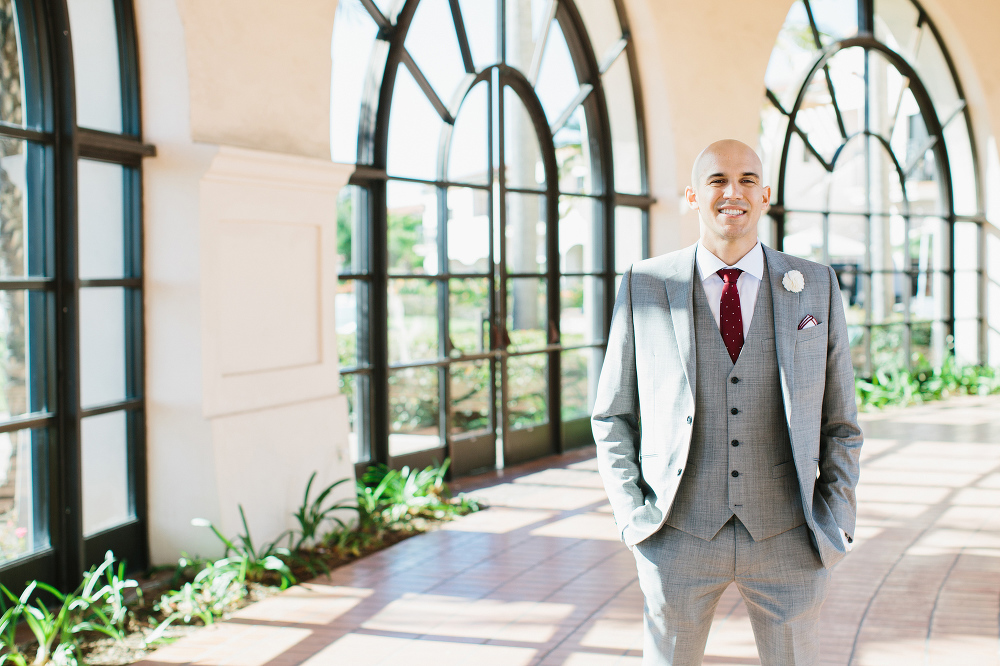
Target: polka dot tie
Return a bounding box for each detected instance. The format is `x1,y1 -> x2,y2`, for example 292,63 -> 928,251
717,268 -> 744,364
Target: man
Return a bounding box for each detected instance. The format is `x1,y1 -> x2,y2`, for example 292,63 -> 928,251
592,139 -> 862,665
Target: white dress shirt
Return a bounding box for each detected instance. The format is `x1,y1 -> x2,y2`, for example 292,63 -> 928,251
695,241 -> 764,336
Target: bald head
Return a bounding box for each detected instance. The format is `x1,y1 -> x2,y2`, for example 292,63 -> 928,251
690,139 -> 764,188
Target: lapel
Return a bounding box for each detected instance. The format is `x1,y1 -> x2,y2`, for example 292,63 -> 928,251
664,244 -> 698,404
761,244 -> 798,429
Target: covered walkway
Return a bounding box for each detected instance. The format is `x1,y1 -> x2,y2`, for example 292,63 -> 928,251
142,395 -> 1000,666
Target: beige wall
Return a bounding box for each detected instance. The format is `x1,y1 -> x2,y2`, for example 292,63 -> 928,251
175,0 -> 337,159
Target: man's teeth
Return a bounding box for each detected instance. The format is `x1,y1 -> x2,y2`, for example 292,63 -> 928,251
720,208 -> 744,215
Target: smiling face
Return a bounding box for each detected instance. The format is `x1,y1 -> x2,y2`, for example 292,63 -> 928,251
685,140 -> 771,259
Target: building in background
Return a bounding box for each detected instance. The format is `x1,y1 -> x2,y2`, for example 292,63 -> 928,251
0,0 -> 997,590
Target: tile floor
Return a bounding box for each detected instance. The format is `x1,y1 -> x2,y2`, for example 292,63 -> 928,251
139,395 -> 1000,665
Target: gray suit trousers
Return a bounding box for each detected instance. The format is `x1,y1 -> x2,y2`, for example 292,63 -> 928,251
632,519 -> 830,666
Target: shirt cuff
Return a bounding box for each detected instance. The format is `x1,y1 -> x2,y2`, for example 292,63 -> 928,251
840,528 -> 854,552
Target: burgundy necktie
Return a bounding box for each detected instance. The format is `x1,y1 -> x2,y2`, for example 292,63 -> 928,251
717,268 -> 744,363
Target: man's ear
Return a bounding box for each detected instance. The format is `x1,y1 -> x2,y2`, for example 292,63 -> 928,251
684,185 -> 699,210
762,185 -> 772,206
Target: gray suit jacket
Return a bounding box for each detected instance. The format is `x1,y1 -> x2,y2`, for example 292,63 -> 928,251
592,242 -> 863,568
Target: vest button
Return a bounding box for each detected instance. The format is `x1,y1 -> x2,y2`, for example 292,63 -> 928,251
731,407 -> 739,415
731,470 -> 739,477
731,377 -> 739,384
686,415 -> 692,424
731,439 -> 739,447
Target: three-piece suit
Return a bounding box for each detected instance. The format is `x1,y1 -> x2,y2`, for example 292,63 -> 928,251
592,242 -> 863,664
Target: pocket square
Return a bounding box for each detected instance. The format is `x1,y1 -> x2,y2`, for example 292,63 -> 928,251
798,314 -> 819,330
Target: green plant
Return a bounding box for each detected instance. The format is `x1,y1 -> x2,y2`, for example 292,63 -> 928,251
149,558 -> 245,642
0,551 -> 137,666
291,473 -> 358,551
191,507 -> 295,589
856,355 -> 1000,409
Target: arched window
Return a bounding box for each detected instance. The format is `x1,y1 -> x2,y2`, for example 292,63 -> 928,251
332,0 -> 650,475
0,0 -> 149,589
761,0 -> 983,377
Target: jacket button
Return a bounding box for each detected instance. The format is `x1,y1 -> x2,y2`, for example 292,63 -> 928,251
731,470 -> 739,477
731,377 -> 739,384
731,407 -> 739,415
731,439 -> 739,447
686,415 -> 692,424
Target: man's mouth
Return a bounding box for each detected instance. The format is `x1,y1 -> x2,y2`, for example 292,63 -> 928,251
719,207 -> 746,217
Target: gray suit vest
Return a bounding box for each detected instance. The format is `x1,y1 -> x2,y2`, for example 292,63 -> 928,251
665,259 -> 806,541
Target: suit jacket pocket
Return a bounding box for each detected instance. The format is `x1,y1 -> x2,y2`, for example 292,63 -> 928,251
772,460 -> 795,478
796,321 -> 828,342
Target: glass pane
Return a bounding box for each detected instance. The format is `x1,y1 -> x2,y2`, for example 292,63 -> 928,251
505,191 -> 546,273
535,19 -> 579,125
602,52 -> 641,194
336,279 -> 359,370
871,273 -> 903,324
65,0 -> 122,133
909,320 -> 933,367
954,271 -> 979,320
389,366 -> 440,455
871,324 -> 905,369
450,360 -> 491,435
574,0 -> 621,65
331,0 -> 380,162
505,0 -> 552,72
447,187 -> 491,273
387,65 -> 443,180
0,290 -> 29,419
81,410 -> 130,535
909,216 -> 944,278
78,160 -> 124,279
554,105 -> 592,194
954,221 -> 979,270
783,131 -> 832,212
337,184 -> 365,275
954,319 -> 979,366
850,324 -> 867,372
388,278 -> 439,364
560,276 -> 604,347
0,137 -> 26,277
765,3 -> 820,110
615,207 -> 643,272
827,214 -> 866,266
559,196 -> 600,272
339,373 -> 362,463
827,139 -> 867,214
406,0 -> 468,105
0,429 -> 43,562
783,212 -> 824,261
458,0 -> 497,70
913,24 -> 961,120
507,353 -> 547,429
909,268 -> 941,321
809,0 -> 858,42
867,51 -> 907,141
0,0 -> 24,126
79,287 -> 126,408
946,114 -> 978,216
836,270 -> 866,325
561,347 -> 600,420
506,277 -> 546,351
448,82 -> 489,185
504,87 -> 545,190
870,214 -> 905,272
874,0 -> 920,59
388,181 -> 438,275
449,278 -> 490,355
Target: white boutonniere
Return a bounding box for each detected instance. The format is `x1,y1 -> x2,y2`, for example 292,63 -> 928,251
782,270 -> 805,293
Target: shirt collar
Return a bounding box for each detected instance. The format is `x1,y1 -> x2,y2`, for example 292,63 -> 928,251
696,240 -> 764,282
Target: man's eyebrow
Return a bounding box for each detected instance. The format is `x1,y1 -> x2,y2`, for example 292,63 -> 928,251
705,171 -> 761,181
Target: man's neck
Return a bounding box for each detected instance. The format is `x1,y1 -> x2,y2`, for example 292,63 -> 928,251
700,236 -> 758,267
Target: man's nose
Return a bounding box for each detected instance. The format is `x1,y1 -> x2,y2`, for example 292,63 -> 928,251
723,181 -> 743,198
